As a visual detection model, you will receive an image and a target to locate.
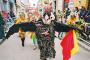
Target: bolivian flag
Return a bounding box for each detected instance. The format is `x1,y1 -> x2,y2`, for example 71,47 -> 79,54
61,30 -> 79,60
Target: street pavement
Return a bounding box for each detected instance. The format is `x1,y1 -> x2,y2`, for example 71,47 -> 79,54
0,33 -> 90,60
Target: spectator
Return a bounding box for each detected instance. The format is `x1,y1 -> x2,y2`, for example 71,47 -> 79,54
79,6 -> 86,19
10,11 -> 15,18
74,7 -> 79,22
64,8 -> 71,19
58,10 -> 63,23
85,8 -> 90,23
0,13 -> 5,39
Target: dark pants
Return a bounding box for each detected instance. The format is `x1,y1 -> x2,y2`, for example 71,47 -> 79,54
21,37 -> 25,47
0,26 -> 4,39
85,17 -> 90,23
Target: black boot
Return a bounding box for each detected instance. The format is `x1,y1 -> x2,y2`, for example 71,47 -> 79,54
41,58 -> 47,60
40,57 -> 47,60
44,59 -> 47,60
21,37 -> 25,47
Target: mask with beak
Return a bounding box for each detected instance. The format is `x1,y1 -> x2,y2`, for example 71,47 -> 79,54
43,12 -> 55,24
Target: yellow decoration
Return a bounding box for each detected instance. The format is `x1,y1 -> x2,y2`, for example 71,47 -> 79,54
71,30 -> 79,55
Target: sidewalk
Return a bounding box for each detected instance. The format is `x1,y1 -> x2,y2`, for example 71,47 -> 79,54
0,39 -> 2,42
78,37 -> 90,52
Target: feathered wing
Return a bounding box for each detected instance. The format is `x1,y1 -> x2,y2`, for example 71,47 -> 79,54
5,22 -> 36,39
0,24 -> 20,45
54,22 -> 72,32
54,22 -> 87,38
5,24 -> 20,39
0,22 -> 36,45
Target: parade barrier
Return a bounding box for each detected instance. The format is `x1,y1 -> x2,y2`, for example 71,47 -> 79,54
78,37 -> 90,52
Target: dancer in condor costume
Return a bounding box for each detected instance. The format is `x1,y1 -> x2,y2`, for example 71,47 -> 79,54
1,12 -> 87,60
35,12 -> 56,60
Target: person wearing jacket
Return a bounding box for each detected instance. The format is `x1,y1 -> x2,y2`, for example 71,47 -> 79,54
0,13 -> 5,39
85,9 -> 90,23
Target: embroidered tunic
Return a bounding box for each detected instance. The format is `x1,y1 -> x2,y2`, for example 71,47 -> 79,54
36,21 -> 55,59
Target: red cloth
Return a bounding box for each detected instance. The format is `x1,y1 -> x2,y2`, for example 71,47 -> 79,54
61,30 -> 74,60
64,0 -> 70,3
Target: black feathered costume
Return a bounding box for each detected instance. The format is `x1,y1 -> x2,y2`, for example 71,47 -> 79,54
6,22 -> 36,39
3,21 -> 87,39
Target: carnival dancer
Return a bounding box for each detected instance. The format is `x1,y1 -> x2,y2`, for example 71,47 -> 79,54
15,13 -> 27,47
27,16 -> 37,50
36,12 -> 56,60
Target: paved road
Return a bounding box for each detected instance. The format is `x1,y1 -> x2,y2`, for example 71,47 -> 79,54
0,33 -> 90,60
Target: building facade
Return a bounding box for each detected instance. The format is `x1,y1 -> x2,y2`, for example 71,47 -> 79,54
0,0 -> 3,12
56,0 -> 63,14
74,0 -> 88,9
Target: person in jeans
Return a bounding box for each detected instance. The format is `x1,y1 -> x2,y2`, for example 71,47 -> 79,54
0,13 -> 5,39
